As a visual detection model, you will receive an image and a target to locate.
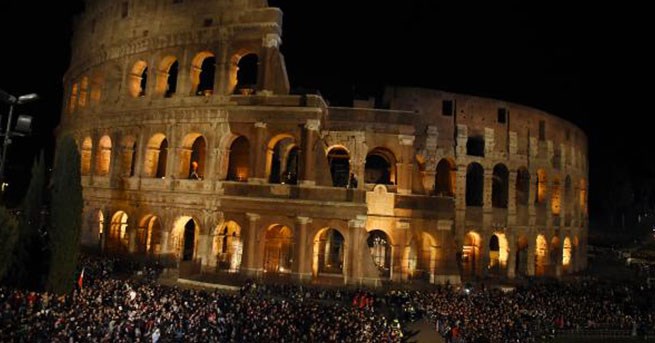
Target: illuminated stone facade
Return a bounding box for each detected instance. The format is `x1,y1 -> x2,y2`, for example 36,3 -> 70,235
59,0 -> 588,285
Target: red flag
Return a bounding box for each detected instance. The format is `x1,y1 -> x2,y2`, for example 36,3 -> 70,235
77,268 -> 85,290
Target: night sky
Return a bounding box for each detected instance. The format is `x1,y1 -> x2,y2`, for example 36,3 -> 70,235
0,1 -> 650,224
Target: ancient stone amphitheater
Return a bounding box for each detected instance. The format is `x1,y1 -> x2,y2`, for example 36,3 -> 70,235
59,0 -> 588,285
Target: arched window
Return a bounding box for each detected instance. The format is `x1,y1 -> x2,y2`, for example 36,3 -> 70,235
535,235 -> 547,276
461,231 -> 480,277
233,53 -> 258,95
435,158 -> 455,196
78,76 -> 88,108
516,167 -> 530,206
170,217 -> 199,261
80,136 -> 93,175
315,228 -> 345,274
139,215 -> 162,255
367,230 -> 391,278
179,134 -> 207,179
69,83 -> 79,113
109,211 -> 129,252
96,135 -> 112,176
579,179 -> 587,213
551,177 -> 561,215
327,147 -> 350,187
488,233 -> 508,273
129,60 -> 148,98
466,163 -> 484,206
267,136 -> 296,184
365,148 -> 395,185
492,164 -> 509,208
156,56 -> 179,98
191,52 -> 215,96
213,221 -> 243,272
562,236 -> 572,271
263,224 -> 293,273
227,136 -> 250,181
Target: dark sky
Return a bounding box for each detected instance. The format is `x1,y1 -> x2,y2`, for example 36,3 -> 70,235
0,1 -> 650,216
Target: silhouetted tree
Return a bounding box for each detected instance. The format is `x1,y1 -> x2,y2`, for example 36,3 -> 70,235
7,151 -> 47,288
47,136 -> 82,294
0,205 -> 18,280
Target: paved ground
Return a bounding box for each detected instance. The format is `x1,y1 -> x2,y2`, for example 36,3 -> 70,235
404,319 -> 443,343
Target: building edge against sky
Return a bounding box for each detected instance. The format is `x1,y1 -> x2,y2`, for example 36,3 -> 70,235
57,0 -> 588,286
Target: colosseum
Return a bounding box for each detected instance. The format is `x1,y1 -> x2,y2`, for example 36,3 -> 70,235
58,0 -> 588,286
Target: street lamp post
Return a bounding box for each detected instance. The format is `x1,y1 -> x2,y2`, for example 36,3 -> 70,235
0,89 -> 38,191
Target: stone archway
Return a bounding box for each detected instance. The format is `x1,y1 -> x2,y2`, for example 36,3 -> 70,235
263,224 -> 293,273
461,231 -> 481,278
171,216 -> 200,261
313,228 -> 346,276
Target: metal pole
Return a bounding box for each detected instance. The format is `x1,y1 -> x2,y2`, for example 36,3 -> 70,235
0,103 -> 14,186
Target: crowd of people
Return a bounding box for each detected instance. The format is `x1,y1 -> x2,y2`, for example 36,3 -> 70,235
0,257 -> 401,342
2,255 -> 655,342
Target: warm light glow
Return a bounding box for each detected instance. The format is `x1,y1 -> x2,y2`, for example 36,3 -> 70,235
81,136 -> 93,175
537,169 -> 547,203
535,235 -> 547,276
562,237 -> 572,267
551,178 -> 561,215
96,135 -> 112,176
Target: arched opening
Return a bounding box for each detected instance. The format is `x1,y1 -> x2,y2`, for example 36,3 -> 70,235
129,60 -> 148,98
144,134 -> 168,178
466,135 -> 485,157
139,215 -> 162,255
267,135 -> 297,184
488,233 -> 509,274
191,52 -> 215,96
90,71 -> 103,104
415,232 -> 438,282
466,163 -> 484,206
81,136 -> 93,175
213,221 -> 243,272
367,230 -> 391,278
171,217 -> 199,261
536,169 -> 547,204
562,236 -> 572,273
365,148 -> 396,185
95,135 -> 112,176
327,147 -> 350,187
156,57 -> 179,97
263,224 -> 293,273
78,76 -> 88,108
515,235 -> 529,276
69,82 -> 78,113
233,53 -> 258,95
313,228 -> 345,275
492,164 -> 509,208
179,134 -> 207,179
535,235 -> 548,276
227,136 -> 250,181
283,147 -> 300,185
516,167 -> 530,206
120,136 -> 137,177
435,158 -> 455,196
551,177 -> 561,215
461,231 -> 480,277
108,211 -> 129,252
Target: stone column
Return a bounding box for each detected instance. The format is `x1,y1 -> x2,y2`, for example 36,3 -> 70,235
300,119 -> 320,186
293,217 -> 312,282
508,170 -> 518,219
527,232 -> 535,276
176,49 -> 193,96
528,170 -> 537,226
347,217 -> 367,285
397,135 -> 415,195
250,122 -> 267,183
259,33 -> 282,93
128,227 -> 137,254
436,220 -> 459,284
506,233 -> 516,279
241,213 -> 261,276
216,42 -> 230,95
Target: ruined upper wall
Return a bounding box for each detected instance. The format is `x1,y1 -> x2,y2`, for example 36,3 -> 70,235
383,87 -> 588,159
68,0 -> 280,76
